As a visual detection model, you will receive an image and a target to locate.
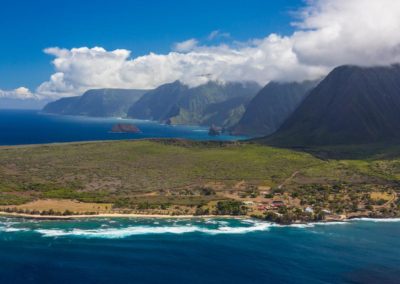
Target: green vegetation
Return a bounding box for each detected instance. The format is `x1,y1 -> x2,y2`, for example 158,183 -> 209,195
0,193 -> 31,206
215,201 -> 247,215
128,81 -> 260,128
232,80 -> 318,136
43,88 -> 147,117
265,65 -> 400,146
0,139 -> 399,221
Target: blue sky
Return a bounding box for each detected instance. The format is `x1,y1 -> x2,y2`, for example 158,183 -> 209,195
0,0 -> 303,89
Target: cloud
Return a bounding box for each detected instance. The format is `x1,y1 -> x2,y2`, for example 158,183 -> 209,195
208,30 -> 231,41
6,0 -> 400,100
36,36 -> 326,99
291,0 -> 400,67
36,47 -> 132,98
0,87 -> 37,100
173,39 -> 199,52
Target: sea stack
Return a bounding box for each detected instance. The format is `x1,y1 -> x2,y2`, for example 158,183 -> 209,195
208,125 -> 222,136
111,123 -> 141,133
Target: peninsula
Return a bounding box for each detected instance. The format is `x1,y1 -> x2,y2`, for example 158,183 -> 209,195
0,139 -> 398,224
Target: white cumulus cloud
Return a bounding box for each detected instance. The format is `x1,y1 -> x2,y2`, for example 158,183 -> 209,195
173,39 -> 199,52
0,87 -> 37,100
292,0 -> 400,67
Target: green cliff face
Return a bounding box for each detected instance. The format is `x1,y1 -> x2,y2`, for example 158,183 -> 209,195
265,65 -> 400,146
231,80 -> 319,137
43,89 -> 148,117
128,81 -> 261,128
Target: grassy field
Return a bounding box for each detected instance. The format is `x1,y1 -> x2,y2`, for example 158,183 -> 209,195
0,200 -> 112,214
0,139 -> 399,219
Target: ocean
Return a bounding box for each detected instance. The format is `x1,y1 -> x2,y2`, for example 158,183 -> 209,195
0,217 -> 399,284
0,109 -> 246,146
1,110 -> 399,283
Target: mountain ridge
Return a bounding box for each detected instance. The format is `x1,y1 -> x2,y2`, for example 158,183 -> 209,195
128,80 -> 261,128
264,64 -> 400,146
231,80 -> 319,137
42,88 -> 148,117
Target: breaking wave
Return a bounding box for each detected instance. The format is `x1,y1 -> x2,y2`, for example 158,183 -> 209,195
0,227 -> 29,233
349,218 -> 400,223
35,221 -> 272,239
2,216 -> 398,239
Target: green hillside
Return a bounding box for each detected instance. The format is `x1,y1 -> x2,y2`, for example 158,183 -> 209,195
231,80 -> 319,136
43,88 -> 148,117
0,140 -> 399,221
128,81 -> 260,128
266,65 -> 400,146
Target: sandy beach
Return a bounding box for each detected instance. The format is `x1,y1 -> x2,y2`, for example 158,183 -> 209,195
0,211 -> 240,220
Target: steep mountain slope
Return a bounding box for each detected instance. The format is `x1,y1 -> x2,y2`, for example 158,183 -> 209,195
127,81 -> 189,121
128,81 -> 261,128
42,89 -> 148,117
265,65 -> 400,146
231,80 -> 319,137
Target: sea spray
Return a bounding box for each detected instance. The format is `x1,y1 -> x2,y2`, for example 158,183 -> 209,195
349,218 -> 400,223
1,217 -> 399,240
35,221 -> 273,239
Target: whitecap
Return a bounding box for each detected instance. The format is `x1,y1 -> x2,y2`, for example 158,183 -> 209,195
0,227 -> 29,233
313,221 -> 349,226
274,221 -> 348,229
280,223 -> 315,228
36,226 -> 203,238
35,222 -> 273,239
350,218 -> 400,223
240,219 -> 258,224
205,222 -> 272,235
192,129 -> 208,132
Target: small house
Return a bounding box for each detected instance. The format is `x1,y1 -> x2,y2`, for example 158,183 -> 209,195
305,207 -> 314,213
271,200 -> 285,207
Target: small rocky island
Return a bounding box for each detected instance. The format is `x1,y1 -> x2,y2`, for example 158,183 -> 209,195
111,123 -> 141,133
208,125 -> 223,136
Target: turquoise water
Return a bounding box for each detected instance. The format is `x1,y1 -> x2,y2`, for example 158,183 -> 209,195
0,109 -> 246,146
0,217 -> 399,283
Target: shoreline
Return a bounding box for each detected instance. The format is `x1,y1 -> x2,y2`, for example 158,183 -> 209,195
0,211 -> 243,220
1,211 -> 398,224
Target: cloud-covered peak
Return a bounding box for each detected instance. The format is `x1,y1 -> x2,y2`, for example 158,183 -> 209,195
292,0 -> 400,67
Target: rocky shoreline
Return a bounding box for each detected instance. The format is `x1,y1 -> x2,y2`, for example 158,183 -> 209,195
1,210 -> 398,225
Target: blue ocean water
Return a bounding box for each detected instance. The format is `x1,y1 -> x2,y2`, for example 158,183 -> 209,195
0,109 -> 246,146
0,217 -> 399,284
1,110 -> 399,283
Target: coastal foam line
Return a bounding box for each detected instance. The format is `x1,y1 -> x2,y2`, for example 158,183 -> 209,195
35,222 -> 272,238
4,220 -> 348,239
1,221 -> 347,239
349,218 -> 400,223
0,224 -> 29,233
1,218 -> 399,239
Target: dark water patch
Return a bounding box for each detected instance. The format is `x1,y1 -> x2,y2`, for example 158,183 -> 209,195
0,218 -> 399,283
